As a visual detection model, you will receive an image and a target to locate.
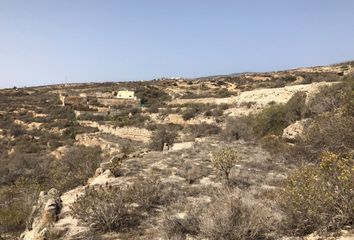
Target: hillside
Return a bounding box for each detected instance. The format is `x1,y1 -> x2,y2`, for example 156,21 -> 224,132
0,61 -> 353,240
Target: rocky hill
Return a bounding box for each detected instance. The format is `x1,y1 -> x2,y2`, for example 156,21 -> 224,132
0,61 -> 353,240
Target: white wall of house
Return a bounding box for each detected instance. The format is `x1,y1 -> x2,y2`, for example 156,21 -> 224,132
116,90 -> 136,100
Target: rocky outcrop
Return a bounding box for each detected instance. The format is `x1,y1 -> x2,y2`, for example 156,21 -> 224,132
282,119 -> 310,141
21,189 -> 62,240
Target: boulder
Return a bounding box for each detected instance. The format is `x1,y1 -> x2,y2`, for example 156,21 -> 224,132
21,188 -> 62,240
282,119 -> 310,141
89,169 -> 114,186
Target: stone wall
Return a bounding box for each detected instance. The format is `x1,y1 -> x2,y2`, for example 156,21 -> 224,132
78,121 -> 152,142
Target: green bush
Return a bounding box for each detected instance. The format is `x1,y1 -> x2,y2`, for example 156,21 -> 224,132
278,152 -> 354,235
252,104 -> 289,136
211,148 -> 241,185
253,92 -> 307,137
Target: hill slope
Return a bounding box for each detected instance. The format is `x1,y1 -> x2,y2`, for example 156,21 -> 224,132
0,61 -> 353,240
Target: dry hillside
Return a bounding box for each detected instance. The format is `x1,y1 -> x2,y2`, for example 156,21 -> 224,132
0,61 -> 353,240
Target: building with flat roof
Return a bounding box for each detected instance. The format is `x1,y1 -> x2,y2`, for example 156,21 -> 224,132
116,90 -> 137,100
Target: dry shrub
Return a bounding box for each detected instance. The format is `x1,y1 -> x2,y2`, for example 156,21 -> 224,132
294,113 -> 354,163
113,111 -> 150,128
135,85 -> 171,107
300,72 -> 341,84
259,135 -> 293,163
182,106 -> 200,121
261,84 -> 353,164
200,189 -> 279,240
49,146 -> 102,192
125,177 -> 162,210
307,83 -> 351,115
187,123 -> 221,138
221,116 -> 254,141
71,177 -> 162,233
288,83 -> 353,163
71,185 -> 139,233
179,160 -> 210,184
204,104 -> 229,117
119,141 -> 134,155
278,152 -> 354,235
0,177 -> 41,235
44,228 -> 68,240
149,127 -> 177,151
161,204 -> 201,239
108,155 -> 124,177
9,124 -> 25,138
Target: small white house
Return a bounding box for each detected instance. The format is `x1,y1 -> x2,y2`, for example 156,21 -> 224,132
116,90 -> 137,100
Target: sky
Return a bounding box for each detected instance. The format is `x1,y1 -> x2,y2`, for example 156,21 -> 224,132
0,0 -> 354,88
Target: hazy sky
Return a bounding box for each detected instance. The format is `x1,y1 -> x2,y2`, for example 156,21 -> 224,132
1,0 -> 354,88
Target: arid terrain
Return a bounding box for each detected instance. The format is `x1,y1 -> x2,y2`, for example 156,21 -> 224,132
0,62 -> 353,240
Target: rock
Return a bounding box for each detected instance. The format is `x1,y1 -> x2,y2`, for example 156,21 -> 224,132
110,153 -> 126,162
99,161 -> 111,170
163,143 -> 170,152
89,169 -> 114,186
94,167 -> 104,176
282,119 -> 310,141
21,188 -> 62,240
170,142 -> 194,151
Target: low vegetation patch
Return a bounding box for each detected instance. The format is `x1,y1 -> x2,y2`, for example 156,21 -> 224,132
200,189 -> 279,240
221,116 -> 255,141
0,178 -> 42,236
279,151 -> 354,235
49,146 -> 102,192
135,86 -> 171,107
186,123 -> 221,138
161,189 -> 280,240
211,148 -> 241,185
149,127 -> 177,151
253,92 -> 308,137
71,177 -> 161,233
